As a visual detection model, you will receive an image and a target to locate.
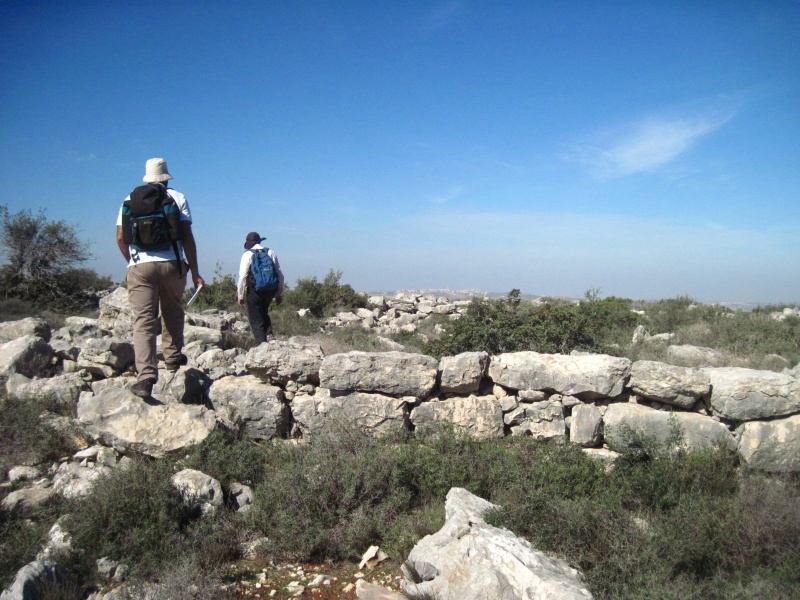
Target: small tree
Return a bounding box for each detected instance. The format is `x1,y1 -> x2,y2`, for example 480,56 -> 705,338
0,204 -> 98,306
282,269 -> 367,317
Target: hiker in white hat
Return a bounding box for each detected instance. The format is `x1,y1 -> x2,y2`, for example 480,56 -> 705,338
115,158 -> 205,398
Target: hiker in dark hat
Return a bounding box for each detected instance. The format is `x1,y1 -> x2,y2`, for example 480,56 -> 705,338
237,232 -> 284,343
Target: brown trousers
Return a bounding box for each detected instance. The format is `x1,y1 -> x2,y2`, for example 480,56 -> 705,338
126,261 -> 187,382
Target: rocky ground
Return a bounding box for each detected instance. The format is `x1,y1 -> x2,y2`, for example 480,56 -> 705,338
229,560 -> 401,599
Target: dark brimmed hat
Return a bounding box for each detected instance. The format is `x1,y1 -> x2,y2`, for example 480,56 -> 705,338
244,232 -> 266,249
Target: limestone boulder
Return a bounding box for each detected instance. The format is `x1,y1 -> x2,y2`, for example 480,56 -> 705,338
0,335 -> 53,379
489,352 -> 631,400
171,468 -> 224,518
0,561 -> 72,600
401,488 -> 593,600
76,337 -> 134,378
439,351 -> 488,395
186,310 -> 235,332
320,351 -> 438,398
570,403 -> 603,448
91,369 -> 210,405
245,341 -> 324,385
412,395 -> 503,438
49,317 -> 103,366
629,360 -> 710,409
195,348 -> 232,370
291,388 -> 409,438
208,375 -> 290,440
505,397 -> 566,438
737,414 -> 800,472
666,344 -> 736,367
6,372 -> 87,406
153,368 -> 213,404
1,487 -> 57,516
182,324 -> 223,347
603,403 -> 736,453
98,286 -> 133,339
77,387 -> 215,458
0,317 -> 50,343
703,367 -> 800,421
52,461 -> 112,499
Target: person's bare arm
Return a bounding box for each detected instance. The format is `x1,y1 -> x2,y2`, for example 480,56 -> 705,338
116,226 -> 130,262
180,221 -> 205,288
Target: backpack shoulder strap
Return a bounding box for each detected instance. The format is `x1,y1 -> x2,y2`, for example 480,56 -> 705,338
160,186 -> 185,276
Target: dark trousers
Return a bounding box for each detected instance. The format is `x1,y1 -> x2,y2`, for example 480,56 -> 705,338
246,287 -> 277,344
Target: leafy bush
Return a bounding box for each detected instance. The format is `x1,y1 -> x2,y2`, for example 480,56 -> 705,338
0,494 -> 66,590
63,457 -> 239,581
243,427 -> 412,561
282,269 -> 367,317
181,429 -> 270,488
424,290 -> 641,358
185,263 -> 238,312
630,296 -> 800,369
0,394 -> 81,481
266,303 -> 324,338
115,557 -> 234,600
48,425 -> 798,598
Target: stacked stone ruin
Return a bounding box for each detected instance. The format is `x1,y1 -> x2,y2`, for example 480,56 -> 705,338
1,286 -> 797,476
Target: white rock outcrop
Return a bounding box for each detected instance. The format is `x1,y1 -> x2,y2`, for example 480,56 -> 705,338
401,488 -> 593,600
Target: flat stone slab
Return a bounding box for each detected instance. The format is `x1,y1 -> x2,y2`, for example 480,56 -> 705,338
77,387 -> 216,458
489,352 -> 630,399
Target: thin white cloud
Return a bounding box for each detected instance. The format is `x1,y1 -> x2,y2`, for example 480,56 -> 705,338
425,1 -> 462,30
566,105 -> 736,179
429,185 -> 465,205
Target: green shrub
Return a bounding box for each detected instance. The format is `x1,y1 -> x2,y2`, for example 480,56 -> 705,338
186,263 -> 238,312
423,290 -> 640,358
282,269 -> 367,318
0,394 -> 81,481
63,457 -> 239,581
51,425 -> 800,598
0,204 -> 113,312
0,495 -> 66,590
267,303 -> 324,337
115,557 -> 234,600
180,429 -> 270,488
243,427 -> 411,561
486,438 -> 799,599
631,297 -> 800,369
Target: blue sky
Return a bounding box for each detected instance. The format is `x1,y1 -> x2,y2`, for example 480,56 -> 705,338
1,1 -> 798,303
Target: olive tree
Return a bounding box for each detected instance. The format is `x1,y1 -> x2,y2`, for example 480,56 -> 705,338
0,204 -> 107,307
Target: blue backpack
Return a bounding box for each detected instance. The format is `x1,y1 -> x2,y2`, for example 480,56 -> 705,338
249,248 -> 279,292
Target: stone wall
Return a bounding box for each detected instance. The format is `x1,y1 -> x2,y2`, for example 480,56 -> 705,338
1,288 -> 798,473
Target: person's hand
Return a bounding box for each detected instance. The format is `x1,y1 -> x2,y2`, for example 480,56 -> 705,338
275,296 -> 283,305
237,298 -> 245,308
193,275 -> 205,289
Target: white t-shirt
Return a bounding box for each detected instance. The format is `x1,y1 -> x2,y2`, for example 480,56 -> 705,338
237,244 -> 285,300
117,187 -> 192,267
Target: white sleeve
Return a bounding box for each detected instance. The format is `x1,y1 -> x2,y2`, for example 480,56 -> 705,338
237,251 -> 251,300
167,189 -> 192,222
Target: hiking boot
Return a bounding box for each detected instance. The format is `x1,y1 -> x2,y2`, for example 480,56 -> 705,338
165,354 -> 188,372
130,378 -> 156,398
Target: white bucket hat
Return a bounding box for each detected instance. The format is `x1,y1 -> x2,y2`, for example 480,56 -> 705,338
143,158 -> 173,183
